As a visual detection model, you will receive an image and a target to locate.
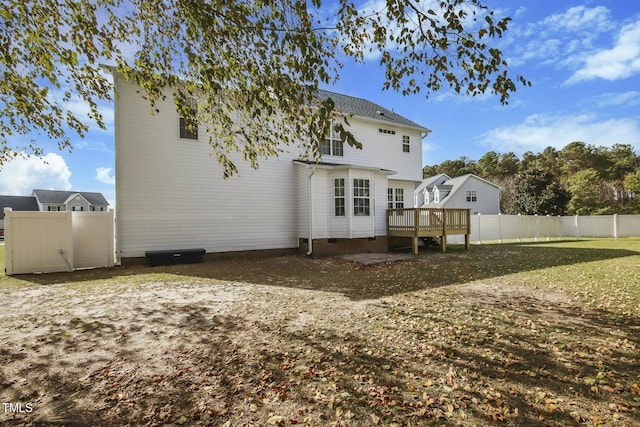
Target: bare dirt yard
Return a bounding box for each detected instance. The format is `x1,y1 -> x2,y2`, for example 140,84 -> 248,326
1,239 -> 639,426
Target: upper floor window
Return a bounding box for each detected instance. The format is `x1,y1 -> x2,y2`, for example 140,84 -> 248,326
179,97 -> 198,140
320,126 -> 344,156
353,179 -> 370,216
334,178 -> 345,216
402,135 -> 410,152
466,190 -> 477,202
378,128 -> 396,135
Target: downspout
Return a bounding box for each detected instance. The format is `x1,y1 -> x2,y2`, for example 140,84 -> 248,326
306,166 -> 316,256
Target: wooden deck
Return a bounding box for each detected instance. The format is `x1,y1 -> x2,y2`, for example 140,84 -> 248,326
387,208 -> 471,254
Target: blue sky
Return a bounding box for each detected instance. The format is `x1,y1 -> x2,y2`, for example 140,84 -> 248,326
1,0 -> 639,205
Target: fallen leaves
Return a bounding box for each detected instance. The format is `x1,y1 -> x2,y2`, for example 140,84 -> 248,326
1,241 -> 640,426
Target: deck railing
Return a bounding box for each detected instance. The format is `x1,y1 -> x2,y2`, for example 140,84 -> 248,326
387,208 -> 471,253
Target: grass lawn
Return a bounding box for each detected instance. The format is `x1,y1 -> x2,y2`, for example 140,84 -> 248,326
0,239 -> 639,426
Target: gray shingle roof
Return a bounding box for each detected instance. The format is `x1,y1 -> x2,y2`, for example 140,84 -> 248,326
318,90 -> 429,132
0,196 -> 39,219
32,189 -> 109,206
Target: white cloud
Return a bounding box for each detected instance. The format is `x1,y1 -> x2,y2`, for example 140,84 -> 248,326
95,167 -> 115,185
351,0 -> 490,61
593,91 -> 640,108
505,6 -> 614,67
568,20 -> 640,83
0,153 -> 72,196
48,89 -> 115,134
479,113 -> 640,155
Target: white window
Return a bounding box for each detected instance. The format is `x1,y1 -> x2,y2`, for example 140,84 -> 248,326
388,188 -> 404,209
179,97 -> 198,140
395,188 -> 404,208
466,190 -> 477,202
334,178 -> 345,216
423,189 -> 430,205
320,126 -> 343,156
402,135 -> 410,152
353,179 -> 370,216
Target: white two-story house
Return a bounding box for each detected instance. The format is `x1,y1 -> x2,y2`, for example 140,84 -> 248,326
111,71 -> 430,260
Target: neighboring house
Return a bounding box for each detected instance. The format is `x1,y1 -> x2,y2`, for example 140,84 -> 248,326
31,190 -> 110,212
111,70 -> 430,259
0,195 -> 40,237
415,174 -> 500,214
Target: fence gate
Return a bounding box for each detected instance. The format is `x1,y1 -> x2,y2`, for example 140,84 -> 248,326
3,208 -> 115,275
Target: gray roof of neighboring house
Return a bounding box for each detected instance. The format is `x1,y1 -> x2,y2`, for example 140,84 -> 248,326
32,189 -> 109,206
0,196 -> 39,220
417,173 -> 501,207
318,89 -> 430,132
415,173 -> 450,193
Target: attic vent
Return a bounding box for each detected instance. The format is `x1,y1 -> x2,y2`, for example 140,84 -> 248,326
376,110 -> 385,116
378,128 -> 396,135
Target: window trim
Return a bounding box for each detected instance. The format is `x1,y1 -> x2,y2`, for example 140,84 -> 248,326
388,188 -> 404,209
179,97 -> 199,140
402,135 -> 410,153
321,126 -> 344,157
466,190 -> 478,202
334,178 -> 345,217
353,178 -> 370,216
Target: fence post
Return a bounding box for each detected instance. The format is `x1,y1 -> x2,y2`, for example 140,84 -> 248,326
498,213 -> 502,244
4,208 -> 12,275
557,215 -> 561,240
575,215 -> 580,240
517,213 -> 522,243
477,213 -> 482,244
546,214 -> 551,241
613,214 -> 618,239
534,214 -> 539,242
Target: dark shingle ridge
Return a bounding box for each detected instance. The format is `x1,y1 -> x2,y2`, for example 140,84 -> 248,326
318,89 -> 429,132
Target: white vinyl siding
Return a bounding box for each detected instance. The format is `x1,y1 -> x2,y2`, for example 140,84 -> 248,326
115,76 -> 301,257
113,74 -> 427,257
338,117 -> 423,182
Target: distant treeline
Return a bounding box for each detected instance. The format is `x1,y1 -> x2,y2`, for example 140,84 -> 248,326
423,142 -> 640,215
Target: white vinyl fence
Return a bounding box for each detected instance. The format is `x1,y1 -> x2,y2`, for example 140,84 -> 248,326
448,214 -> 640,244
3,208 -> 115,275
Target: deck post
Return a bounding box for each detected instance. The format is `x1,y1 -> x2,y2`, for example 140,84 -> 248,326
412,208 -> 420,255
441,208 -> 447,252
